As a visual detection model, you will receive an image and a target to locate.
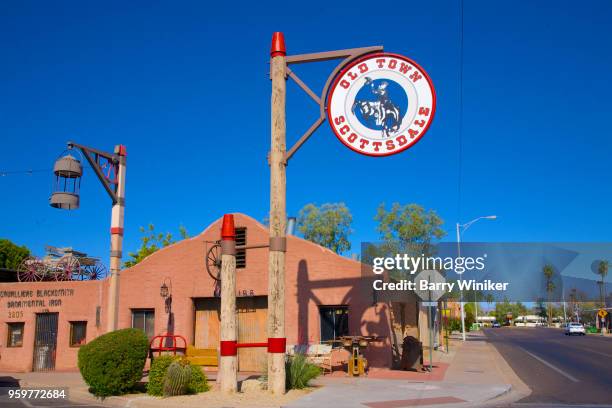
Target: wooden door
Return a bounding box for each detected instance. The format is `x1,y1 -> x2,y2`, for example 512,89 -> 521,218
194,298 -> 220,349
193,296 -> 267,372
237,296 -> 268,372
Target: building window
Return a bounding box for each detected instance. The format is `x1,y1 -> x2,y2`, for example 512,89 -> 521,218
69,321 -> 87,347
7,322 -> 24,347
319,306 -> 349,342
236,227 -> 247,269
131,309 -> 155,338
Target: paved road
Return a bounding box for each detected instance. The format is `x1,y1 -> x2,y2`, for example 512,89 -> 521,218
485,327 -> 612,406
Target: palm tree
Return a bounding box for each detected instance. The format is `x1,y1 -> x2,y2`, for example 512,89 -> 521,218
597,260 -> 608,308
543,264 -> 555,327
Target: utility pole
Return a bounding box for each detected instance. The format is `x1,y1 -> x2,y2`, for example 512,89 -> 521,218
456,215 -> 497,341
108,145 -> 126,332
268,32 -> 287,395
219,214 -> 238,393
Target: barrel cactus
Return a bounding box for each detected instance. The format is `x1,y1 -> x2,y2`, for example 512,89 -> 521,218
163,360 -> 192,397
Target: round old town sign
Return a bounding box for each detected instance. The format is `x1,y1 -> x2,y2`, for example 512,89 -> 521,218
327,53 -> 436,156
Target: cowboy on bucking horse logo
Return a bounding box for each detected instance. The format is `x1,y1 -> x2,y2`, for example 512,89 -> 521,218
327,52 -> 435,156
352,77 -> 402,137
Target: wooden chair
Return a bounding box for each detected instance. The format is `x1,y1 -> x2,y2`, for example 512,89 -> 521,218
306,343 -> 333,375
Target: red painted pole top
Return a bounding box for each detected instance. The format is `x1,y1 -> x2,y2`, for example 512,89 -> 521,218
270,32 -> 286,57
221,214 -> 236,241
115,145 -> 127,157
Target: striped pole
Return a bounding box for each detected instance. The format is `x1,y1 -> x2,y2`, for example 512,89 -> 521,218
219,214 -> 238,393
268,31 -> 287,395
107,144 -> 126,332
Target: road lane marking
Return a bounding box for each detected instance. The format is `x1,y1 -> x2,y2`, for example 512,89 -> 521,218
519,347 -> 580,382
549,339 -> 612,358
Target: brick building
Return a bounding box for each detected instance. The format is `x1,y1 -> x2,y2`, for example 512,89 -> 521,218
0,214 -> 428,373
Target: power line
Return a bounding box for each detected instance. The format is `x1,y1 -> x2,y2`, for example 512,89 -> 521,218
1,165 -> 94,177
457,0 -> 465,223
0,168 -> 52,176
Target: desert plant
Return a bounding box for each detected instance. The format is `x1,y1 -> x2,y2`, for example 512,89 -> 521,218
148,356 -> 209,396
448,318 -> 462,332
78,328 -> 148,398
285,353 -> 321,390
188,364 -> 209,394
147,355 -> 176,396
163,360 -> 192,397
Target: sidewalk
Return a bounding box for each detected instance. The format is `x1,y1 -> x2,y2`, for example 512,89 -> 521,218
1,332 -> 531,408
287,332 -> 530,408
4,370 -> 310,408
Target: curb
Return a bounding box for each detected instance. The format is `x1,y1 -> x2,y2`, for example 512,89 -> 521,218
21,381 -> 156,408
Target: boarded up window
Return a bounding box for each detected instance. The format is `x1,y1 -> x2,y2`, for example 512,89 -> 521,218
7,322 -> 24,347
236,227 -> 247,268
69,321 -> 87,347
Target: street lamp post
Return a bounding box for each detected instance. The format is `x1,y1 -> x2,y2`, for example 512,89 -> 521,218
51,142 -> 127,332
456,215 -> 496,341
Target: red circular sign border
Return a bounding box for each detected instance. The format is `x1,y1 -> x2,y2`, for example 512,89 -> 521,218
326,52 -> 437,157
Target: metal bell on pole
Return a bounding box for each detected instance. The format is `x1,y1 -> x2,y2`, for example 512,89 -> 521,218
50,154 -> 82,210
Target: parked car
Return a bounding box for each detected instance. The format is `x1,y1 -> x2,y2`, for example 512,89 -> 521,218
565,323 -> 586,336
492,321 -> 501,328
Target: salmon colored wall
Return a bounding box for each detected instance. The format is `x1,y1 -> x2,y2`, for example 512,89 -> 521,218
0,280 -> 106,372
0,213 -> 394,372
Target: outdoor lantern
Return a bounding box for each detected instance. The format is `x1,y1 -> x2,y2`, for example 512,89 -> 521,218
160,278 -> 172,313
160,282 -> 169,299
50,154 -> 83,210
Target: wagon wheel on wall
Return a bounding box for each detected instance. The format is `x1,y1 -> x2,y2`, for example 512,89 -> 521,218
17,257 -> 44,282
57,256 -> 82,281
85,262 -> 107,280
206,244 -> 222,281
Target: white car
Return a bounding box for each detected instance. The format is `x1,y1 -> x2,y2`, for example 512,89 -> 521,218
565,323 -> 586,336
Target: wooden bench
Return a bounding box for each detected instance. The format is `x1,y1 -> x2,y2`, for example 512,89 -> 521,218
184,345 -> 218,367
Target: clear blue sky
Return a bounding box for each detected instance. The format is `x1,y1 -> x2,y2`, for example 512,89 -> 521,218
1,1 -> 612,261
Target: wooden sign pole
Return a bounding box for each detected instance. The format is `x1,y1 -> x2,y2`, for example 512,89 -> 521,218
219,214 -> 238,393
265,33 -> 384,394
268,32 -> 287,395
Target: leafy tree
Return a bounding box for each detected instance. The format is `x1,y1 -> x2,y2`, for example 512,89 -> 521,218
494,299 -> 527,324
124,224 -> 189,268
464,302 -> 476,329
374,203 -> 445,256
0,239 -> 31,270
297,203 -> 352,254
543,264 -> 555,326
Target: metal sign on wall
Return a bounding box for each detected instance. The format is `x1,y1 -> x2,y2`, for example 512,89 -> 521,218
327,53 -> 436,156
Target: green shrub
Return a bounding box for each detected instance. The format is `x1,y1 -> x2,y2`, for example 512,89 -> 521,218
188,364 -> 209,394
78,328 -> 149,398
147,356 -> 209,396
285,353 -> 321,390
147,355 -> 176,396
448,318 -> 462,332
